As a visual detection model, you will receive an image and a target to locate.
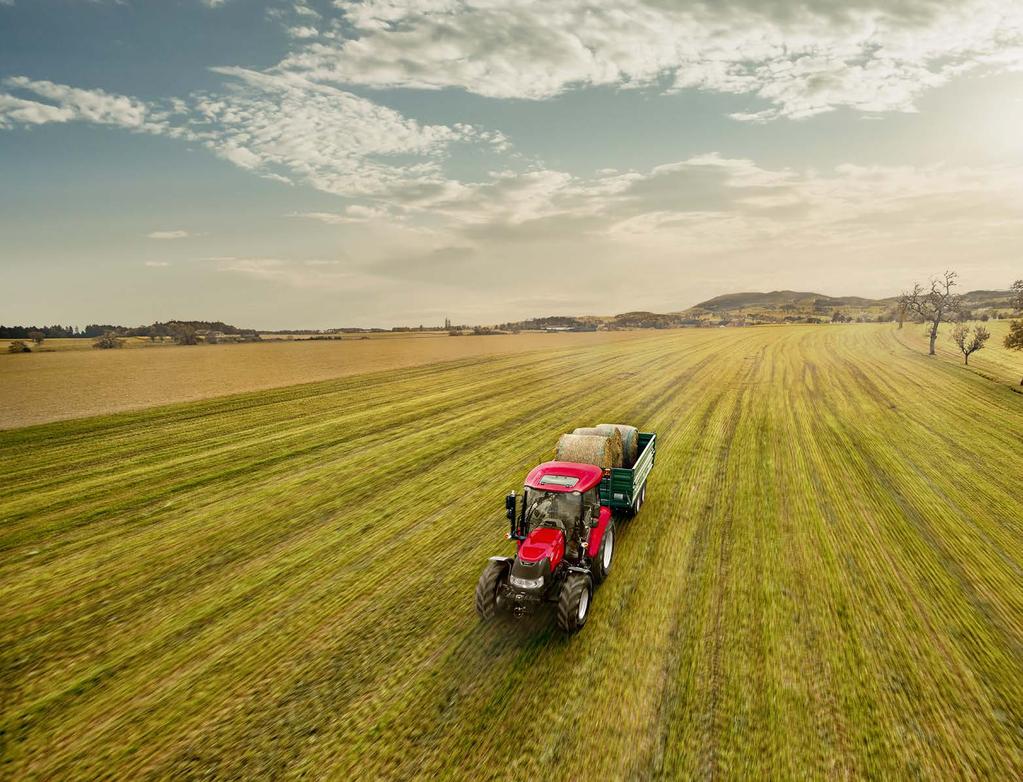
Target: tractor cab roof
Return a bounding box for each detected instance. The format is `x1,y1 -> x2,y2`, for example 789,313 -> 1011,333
524,461 -> 604,493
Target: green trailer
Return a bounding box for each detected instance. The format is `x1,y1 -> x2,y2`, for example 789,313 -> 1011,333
598,432 -> 656,514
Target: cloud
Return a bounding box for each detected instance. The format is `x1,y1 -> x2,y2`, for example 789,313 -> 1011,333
216,257 -> 388,291
144,260 -> 170,267
276,0 -> 1023,119
293,205 -> 393,223
0,77 -> 168,131
0,69 -> 494,198
189,67 -> 476,196
0,94 -> 74,126
147,230 -> 190,239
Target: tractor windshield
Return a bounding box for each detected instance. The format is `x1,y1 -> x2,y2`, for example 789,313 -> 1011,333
523,488 -> 581,531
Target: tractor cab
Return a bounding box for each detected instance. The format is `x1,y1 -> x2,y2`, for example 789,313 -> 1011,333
519,462 -> 603,540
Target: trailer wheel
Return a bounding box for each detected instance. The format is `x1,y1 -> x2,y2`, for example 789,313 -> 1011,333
556,573 -> 592,633
590,520 -> 616,584
632,484 -> 646,516
475,560 -> 509,621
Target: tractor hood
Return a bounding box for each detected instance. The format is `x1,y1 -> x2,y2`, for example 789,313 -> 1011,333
517,526 -> 565,571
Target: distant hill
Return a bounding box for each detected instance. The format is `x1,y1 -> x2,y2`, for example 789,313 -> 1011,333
676,288 -> 1015,324
690,290 -> 886,313
498,288 -> 1018,331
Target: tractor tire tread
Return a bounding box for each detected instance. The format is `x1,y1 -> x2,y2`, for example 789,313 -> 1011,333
590,519 -> 616,584
475,560 -> 508,621
557,573 -> 591,633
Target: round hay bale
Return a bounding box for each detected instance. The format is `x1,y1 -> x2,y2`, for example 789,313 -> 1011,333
571,426 -> 624,467
556,433 -> 618,469
596,423 -> 639,467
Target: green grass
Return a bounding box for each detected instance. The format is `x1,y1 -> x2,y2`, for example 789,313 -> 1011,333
2,324 -> 1022,779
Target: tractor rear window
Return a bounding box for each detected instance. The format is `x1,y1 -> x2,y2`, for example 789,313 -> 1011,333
539,475 -> 578,488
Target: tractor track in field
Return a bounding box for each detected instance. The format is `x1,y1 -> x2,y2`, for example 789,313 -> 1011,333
642,342 -> 765,779
698,345 -> 763,780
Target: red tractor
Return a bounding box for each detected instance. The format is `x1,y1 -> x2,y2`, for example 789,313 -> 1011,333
475,430 -> 656,633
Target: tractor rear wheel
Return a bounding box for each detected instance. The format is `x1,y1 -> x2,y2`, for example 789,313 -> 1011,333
556,573 -> 592,633
475,560 -> 509,621
590,520 -> 616,584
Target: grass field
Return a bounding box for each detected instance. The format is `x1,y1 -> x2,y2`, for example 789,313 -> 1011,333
0,331 -> 643,430
2,324 -> 1022,779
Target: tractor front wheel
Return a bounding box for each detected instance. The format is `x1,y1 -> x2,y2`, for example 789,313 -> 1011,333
475,560 -> 509,621
557,573 -> 592,633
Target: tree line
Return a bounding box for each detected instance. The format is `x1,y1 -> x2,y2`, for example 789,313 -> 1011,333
6,319 -> 261,353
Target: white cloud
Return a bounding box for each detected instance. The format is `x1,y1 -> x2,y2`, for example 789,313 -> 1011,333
144,260 -> 170,267
277,0 -> 1023,119
294,205 -> 393,223
0,94 -> 74,127
147,230 -> 190,239
188,67 -> 479,196
9,77 -> 147,126
0,69 -> 491,198
216,257 -> 388,291
0,77 -> 167,131
288,26 -> 319,39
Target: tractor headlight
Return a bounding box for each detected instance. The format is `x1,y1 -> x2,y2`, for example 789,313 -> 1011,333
509,574 -> 544,590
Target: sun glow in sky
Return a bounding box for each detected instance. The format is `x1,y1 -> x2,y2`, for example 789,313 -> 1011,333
1,0 -> 1022,328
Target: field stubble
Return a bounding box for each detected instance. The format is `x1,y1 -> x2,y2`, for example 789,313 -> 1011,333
1,324 -> 1021,779
0,331 -> 644,430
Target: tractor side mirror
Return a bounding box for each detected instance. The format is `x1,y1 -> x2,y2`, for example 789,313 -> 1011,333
505,491 -> 516,522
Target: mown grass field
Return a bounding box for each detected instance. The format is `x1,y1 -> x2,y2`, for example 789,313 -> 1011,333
0,331 -> 642,430
2,324 -> 1022,779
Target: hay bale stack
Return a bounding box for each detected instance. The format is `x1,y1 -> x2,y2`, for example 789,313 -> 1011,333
572,426 -> 625,467
596,423 -> 639,467
556,433 -> 622,469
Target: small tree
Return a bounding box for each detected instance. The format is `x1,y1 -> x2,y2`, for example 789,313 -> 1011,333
92,331 -> 124,349
173,326 -> 198,345
28,330 -> 45,345
1012,279 -> 1023,312
898,270 -> 960,355
1005,318 -> 1023,386
7,340 -> 31,353
950,323 -> 989,365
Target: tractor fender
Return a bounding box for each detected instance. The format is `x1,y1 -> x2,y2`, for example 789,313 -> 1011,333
586,507 -> 612,558
488,556 -> 514,565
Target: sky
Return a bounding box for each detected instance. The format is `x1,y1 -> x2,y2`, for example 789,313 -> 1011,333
1,0 -> 1022,329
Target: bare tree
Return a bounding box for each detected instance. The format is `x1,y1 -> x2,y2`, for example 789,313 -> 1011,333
1004,319 -> 1023,385
1002,279 -> 1023,384
950,323 -> 989,365
28,330 -> 45,345
898,270 -> 960,355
